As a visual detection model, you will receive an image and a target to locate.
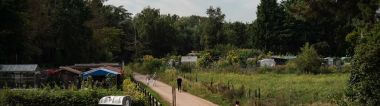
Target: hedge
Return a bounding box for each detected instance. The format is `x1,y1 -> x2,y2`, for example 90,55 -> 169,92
0,88 -> 123,106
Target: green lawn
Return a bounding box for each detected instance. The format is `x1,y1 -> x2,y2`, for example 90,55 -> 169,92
179,71 -> 349,105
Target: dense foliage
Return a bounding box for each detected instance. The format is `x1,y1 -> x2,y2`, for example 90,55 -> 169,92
1,0 -> 380,104
252,0 -> 288,53
196,51 -> 212,68
0,0 -> 134,65
0,88 -> 123,106
122,79 -> 146,105
348,20 -> 380,105
0,78 -> 149,106
201,6 -> 225,50
291,43 -> 321,74
2,0 -> 375,65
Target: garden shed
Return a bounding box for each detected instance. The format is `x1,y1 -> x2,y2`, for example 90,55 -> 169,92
0,64 -> 39,88
82,68 -> 122,88
57,66 -> 82,88
258,59 -> 276,67
71,63 -> 122,73
271,56 -> 296,65
181,56 -> 198,64
82,68 -> 120,79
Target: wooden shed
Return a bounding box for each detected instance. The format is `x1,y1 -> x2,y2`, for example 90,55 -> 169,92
0,64 -> 39,88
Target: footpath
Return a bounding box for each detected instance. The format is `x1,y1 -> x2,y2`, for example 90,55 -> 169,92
133,73 -> 218,106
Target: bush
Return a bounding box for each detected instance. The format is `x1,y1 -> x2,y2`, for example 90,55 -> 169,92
0,79 -> 147,106
285,60 -> 297,72
122,79 -> 146,105
215,49 -> 260,68
246,58 -> 258,68
292,43 -> 322,74
239,49 -> 262,59
318,66 -> 334,74
178,64 -> 193,73
0,88 -> 123,106
211,44 -> 237,56
142,55 -> 165,74
348,32 -> 380,105
0,89 -> 8,106
226,50 -> 240,66
213,59 -> 231,68
197,52 -> 212,68
341,64 -> 351,73
161,69 -> 177,83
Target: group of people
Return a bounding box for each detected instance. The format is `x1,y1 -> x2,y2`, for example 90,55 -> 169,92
145,72 -> 184,93
146,72 -> 157,86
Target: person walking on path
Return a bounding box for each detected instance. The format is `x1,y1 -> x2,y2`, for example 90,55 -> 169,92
177,77 -> 183,92
133,73 -> 218,106
235,101 -> 240,106
146,74 -> 152,85
152,72 -> 157,86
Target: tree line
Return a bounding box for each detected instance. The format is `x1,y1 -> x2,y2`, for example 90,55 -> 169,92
0,0 -> 378,65
1,0 -> 380,104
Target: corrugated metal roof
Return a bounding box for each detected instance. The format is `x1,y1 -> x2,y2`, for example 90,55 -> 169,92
59,66 -> 82,74
271,56 -> 297,60
0,64 -> 38,72
74,63 -> 120,67
103,66 -> 122,74
82,68 -> 120,79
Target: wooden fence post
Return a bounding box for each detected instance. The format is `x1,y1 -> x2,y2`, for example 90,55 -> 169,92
172,86 -> 176,106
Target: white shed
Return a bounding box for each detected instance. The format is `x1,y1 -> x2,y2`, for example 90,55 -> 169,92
181,56 -> 198,64
258,59 -> 276,67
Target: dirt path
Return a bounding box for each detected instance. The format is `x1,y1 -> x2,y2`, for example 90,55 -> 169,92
133,73 -> 218,106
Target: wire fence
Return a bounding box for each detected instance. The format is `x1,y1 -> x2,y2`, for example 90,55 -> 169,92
131,77 -> 162,106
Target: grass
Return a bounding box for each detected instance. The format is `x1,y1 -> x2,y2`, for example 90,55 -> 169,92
176,71 -> 349,105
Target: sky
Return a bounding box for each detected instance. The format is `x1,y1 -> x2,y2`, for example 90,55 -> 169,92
104,0 -> 260,22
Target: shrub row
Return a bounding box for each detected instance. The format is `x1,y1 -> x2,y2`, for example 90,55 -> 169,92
0,78 -> 149,106
127,55 -> 166,74
0,88 -> 123,106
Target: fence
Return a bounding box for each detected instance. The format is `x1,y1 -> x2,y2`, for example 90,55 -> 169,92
130,77 -> 162,106
181,74 -> 262,106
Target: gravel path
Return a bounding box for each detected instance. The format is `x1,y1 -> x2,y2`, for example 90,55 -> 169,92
133,73 -> 218,106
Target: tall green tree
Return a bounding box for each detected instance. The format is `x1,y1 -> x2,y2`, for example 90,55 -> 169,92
200,6 -> 225,50
293,43 -> 321,74
87,4 -> 134,62
134,7 -> 178,57
44,0 -> 93,65
252,0 -> 286,53
346,0 -> 380,105
284,0 -> 378,56
174,15 -> 206,54
223,22 -> 249,48
348,22 -> 380,105
114,7 -> 135,62
0,0 -> 38,63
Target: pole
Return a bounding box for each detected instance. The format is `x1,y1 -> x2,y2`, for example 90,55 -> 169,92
172,86 -> 176,106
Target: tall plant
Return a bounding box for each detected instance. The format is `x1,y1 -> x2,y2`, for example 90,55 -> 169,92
293,43 -> 321,74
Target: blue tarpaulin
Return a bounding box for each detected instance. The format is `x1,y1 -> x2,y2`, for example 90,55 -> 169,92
82,68 -> 120,79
